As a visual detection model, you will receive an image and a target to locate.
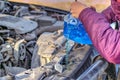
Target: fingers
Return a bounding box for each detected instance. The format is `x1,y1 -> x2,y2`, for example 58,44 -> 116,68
70,8 -> 78,18
70,1 -> 87,18
70,2 -> 77,12
70,2 -> 79,18
70,12 -> 79,18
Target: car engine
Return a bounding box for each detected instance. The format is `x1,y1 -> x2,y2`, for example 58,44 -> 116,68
0,1 -> 117,80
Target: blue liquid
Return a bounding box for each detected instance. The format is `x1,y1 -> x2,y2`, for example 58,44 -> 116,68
63,14 -> 92,44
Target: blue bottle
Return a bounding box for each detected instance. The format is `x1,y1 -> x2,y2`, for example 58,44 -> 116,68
63,14 -> 92,44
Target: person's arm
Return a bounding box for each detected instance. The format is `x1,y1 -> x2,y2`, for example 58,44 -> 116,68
79,8 -> 120,64
102,7 -> 116,23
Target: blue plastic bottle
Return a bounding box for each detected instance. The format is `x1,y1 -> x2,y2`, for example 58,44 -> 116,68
63,14 -> 92,44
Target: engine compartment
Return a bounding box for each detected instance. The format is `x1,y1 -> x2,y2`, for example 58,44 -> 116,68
0,1 -> 117,80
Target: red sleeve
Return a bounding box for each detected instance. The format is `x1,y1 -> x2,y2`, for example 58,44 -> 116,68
102,6 -> 116,23
79,8 -> 120,64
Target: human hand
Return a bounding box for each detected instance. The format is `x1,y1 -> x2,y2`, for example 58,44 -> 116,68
70,2 -> 87,18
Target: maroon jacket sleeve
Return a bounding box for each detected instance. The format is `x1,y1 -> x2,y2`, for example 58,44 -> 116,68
79,8 -> 120,64
102,6 -> 116,23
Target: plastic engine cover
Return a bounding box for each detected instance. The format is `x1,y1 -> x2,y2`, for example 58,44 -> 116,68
0,14 -> 38,34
